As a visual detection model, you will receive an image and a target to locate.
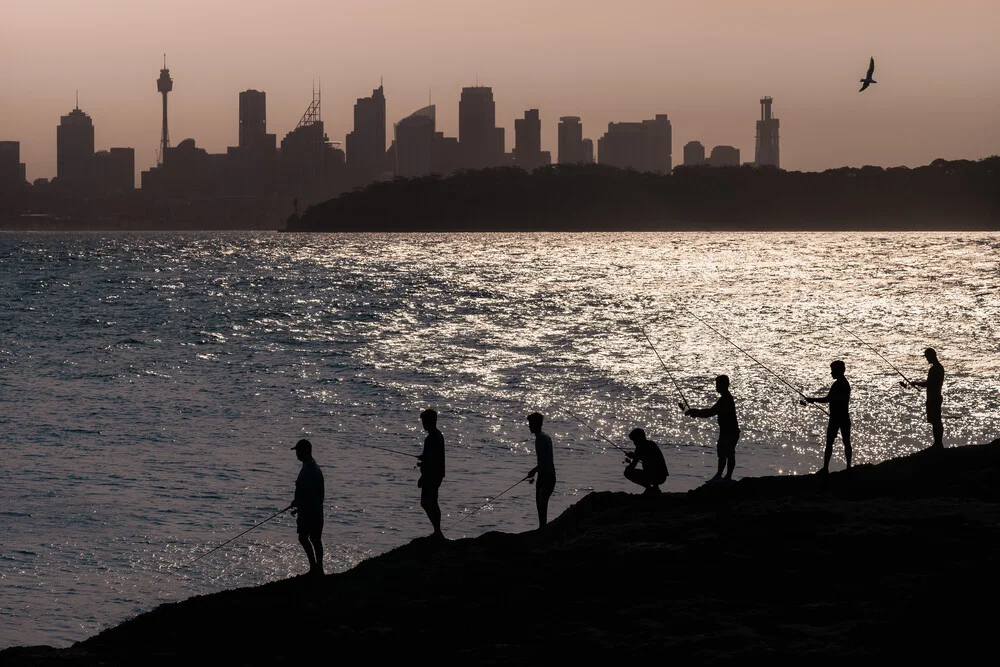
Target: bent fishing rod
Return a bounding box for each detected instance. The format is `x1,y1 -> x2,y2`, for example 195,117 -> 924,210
449,474 -> 532,530
155,505 -> 291,583
638,324 -> 690,412
683,308 -> 829,417
838,324 -> 914,389
368,444 -> 421,459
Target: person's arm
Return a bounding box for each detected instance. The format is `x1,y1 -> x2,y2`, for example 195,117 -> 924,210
686,399 -> 720,418
806,387 -> 832,404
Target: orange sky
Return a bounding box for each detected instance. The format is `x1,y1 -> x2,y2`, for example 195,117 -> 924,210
2,0 -> 998,182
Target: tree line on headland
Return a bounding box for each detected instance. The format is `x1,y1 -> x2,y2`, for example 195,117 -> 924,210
288,156 -> 998,232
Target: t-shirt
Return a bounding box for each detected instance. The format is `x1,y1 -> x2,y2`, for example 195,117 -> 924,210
295,459 -> 325,516
689,391 -> 740,437
535,431 -> 555,476
926,362 -> 944,403
635,439 -> 668,480
420,428 -> 446,479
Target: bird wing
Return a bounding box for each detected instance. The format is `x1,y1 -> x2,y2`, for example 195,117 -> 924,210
867,57 -> 875,79
859,80 -> 870,92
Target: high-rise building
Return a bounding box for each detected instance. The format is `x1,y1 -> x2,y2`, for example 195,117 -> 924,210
755,97 -> 780,168
513,109 -> 550,171
93,147 -> 135,194
683,141 -> 706,166
459,86 -> 502,169
582,138 -> 594,164
558,116 -> 585,164
708,145 -> 740,166
232,89 -> 277,196
597,115 -> 671,174
0,141 -> 26,193
277,88 -> 346,211
239,90 -> 267,150
56,104 -> 95,192
346,84 -> 387,184
394,105 -> 436,178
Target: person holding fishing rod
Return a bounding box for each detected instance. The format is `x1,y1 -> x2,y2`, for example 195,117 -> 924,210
525,412 -> 556,527
623,427 -> 668,494
908,348 -> 946,450
289,439 -> 325,576
802,360 -> 852,474
417,408 -> 446,539
685,375 -> 741,482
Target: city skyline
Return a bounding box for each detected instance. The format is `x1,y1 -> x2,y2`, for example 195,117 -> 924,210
2,1 -> 997,183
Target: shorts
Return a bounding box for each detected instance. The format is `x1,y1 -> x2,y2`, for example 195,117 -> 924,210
535,471 -> 556,499
926,397 -> 942,424
717,432 -> 740,458
420,476 -> 442,505
296,510 -> 323,538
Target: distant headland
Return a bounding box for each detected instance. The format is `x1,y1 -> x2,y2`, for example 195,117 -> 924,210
3,439 -> 999,664
288,157 -> 999,232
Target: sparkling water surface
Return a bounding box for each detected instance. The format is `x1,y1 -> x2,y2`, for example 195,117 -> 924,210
1,231 -> 998,648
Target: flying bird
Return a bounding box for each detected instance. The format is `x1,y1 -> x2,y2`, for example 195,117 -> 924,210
859,57 -> 877,92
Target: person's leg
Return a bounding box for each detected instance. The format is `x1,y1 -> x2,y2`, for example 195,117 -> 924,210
298,533 -> 316,571
932,418 -> 943,449
715,441 -> 725,479
623,465 -> 644,489
421,483 -> 442,536
823,423 -> 836,472
725,448 -> 735,479
842,422 -> 852,468
309,532 -> 324,574
536,474 -> 555,526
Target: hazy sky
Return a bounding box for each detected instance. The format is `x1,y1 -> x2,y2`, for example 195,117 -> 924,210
2,0 -> 998,182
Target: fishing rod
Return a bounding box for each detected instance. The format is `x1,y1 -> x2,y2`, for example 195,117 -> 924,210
547,401 -> 632,455
448,474 -> 532,530
683,308 -> 830,417
638,324 -> 690,411
838,324 -> 914,389
155,505 -> 291,583
368,444 -> 420,459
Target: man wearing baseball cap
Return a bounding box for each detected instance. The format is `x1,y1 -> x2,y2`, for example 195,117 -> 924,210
290,439 -> 325,575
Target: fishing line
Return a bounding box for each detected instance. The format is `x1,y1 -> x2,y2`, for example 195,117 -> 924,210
838,323 -> 915,389
152,505 -> 291,585
547,401 -> 631,455
682,308 -> 830,417
638,324 -> 690,411
448,474 -> 532,530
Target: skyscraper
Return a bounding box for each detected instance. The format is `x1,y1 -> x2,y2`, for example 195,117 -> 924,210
513,109 -> 550,171
597,115 -> 672,174
558,116 -> 585,164
394,105 -> 436,178
708,145 -> 740,166
459,86 -> 502,169
0,141 -> 26,193
346,83 -> 387,185
755,97 -> 780,168
56,104 -> 95,192
239,90 -> 267,150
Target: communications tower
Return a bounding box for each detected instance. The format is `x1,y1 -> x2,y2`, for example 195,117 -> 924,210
754,96 -> 779,168
156,55 -> 173,165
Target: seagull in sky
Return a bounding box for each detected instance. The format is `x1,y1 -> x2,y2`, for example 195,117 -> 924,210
859,57 -> 877,92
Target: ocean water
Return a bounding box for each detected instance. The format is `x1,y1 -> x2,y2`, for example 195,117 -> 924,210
1,231 -> 997,648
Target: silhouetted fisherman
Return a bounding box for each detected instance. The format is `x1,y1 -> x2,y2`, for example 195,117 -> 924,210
685,375 -> 741,481
289,439 -> 324,576
804,360 -> 852,473
525,412 -> 556,527
417,408 -> 446,539
623,428 -> 668,494
910,348 -> 945,449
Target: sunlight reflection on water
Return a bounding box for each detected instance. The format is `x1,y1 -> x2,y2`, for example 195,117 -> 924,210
1,231 -> 997,647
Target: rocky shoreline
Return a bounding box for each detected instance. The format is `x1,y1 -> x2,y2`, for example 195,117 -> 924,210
5,439 -> 999,664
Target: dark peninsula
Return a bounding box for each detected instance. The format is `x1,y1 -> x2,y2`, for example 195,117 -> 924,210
289,157 -> 999,232
4,438 -> 999,665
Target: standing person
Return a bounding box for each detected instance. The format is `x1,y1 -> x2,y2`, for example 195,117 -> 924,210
685,375 -> 741,481
289,439 -> 324,576
623,428 -> 668,494
803,360 -> 853,473
525,412 -> 556,527
910,348 -> 945,449
417,408 -> 446,539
